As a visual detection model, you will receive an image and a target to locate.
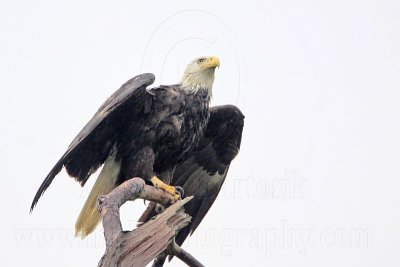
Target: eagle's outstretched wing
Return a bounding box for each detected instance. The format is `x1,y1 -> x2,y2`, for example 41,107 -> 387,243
30,73 -> 155,211
173,104 -> 244,246
138,104 -> 244,256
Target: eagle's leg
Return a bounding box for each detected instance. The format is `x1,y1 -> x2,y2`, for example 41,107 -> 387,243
151,176 -> 181,201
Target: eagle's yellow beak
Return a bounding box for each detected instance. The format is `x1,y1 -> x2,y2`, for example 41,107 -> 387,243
201,56 -> 220,69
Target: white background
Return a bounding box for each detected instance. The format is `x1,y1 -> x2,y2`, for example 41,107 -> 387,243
1,1 -> 400,266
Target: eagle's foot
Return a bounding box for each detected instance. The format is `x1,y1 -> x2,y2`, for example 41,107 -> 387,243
151,176 -> 182,201
174,186 -> 185,198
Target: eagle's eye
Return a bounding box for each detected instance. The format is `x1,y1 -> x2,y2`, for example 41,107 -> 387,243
197,58 -> 205,64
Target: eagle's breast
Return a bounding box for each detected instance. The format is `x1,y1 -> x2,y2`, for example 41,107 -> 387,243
153,86 -> 210,172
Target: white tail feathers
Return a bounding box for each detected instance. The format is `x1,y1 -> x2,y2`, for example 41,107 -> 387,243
75,154 -> 121,238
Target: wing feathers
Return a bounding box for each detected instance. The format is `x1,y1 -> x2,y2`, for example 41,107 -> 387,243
141,105 -> 244,259
173,105 -> 244,246
30,73 -> 155,211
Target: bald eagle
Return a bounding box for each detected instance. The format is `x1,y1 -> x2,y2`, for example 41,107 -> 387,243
30,56 -> 244,240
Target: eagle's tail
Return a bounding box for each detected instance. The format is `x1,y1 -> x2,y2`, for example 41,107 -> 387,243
75,154 -> 121,238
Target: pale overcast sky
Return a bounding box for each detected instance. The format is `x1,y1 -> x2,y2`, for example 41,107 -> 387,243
1,1 -> 400,266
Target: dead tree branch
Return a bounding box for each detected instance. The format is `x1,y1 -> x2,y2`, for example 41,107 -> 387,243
96,177 -> 203,267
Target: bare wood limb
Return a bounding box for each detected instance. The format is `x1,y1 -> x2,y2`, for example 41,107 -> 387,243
96,177 -> 177,247
152,241 -> 205,267
170,242 -> 205,267
96,177 -> 203,267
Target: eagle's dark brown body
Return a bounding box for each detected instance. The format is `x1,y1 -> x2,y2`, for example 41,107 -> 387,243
115,84 -> 211,185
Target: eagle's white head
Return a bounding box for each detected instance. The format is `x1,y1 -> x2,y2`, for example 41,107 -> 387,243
181,56 -> 220,95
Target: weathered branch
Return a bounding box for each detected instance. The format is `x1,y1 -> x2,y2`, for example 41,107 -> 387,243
96,177 -> 203,267
170,242 -> 204,267
151,237 -> 205,267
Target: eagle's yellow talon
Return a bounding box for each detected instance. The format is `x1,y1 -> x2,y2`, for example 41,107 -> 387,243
151,176 -> 181,200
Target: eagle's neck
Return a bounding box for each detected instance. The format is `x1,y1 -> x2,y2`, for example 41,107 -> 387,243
180,68 -> 215,97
